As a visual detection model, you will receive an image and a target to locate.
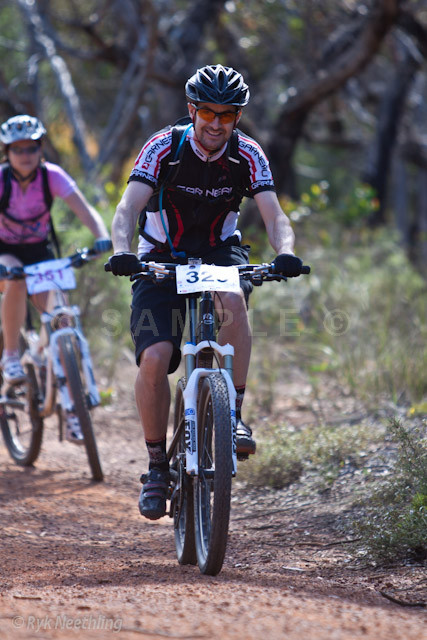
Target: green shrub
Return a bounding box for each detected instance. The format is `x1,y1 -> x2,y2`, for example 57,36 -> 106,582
238,421 -> 375,490
353,419 -> 427,563
282,229 -> 427,403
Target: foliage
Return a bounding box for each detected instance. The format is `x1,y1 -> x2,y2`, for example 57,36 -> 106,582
353,419 -> 427,563
296,226 -> 427,404
242,213 -> 427,405
238,420 -> 375,490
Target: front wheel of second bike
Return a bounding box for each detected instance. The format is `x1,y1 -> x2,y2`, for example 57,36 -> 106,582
57,334 -> 103,482
194,373 -> 232,575
0,332 -> 44,466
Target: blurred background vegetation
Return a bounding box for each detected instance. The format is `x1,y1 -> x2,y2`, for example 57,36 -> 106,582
0,0 -> 425,563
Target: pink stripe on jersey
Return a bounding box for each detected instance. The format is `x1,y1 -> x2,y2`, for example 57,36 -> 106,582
134,130 -> 171,165
154,145 -> 172,179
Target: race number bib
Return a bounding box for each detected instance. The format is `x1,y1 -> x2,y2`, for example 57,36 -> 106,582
176,264 -> 240,294
24,258 -> 76,295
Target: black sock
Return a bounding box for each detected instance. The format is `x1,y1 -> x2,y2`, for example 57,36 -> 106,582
146,437 -> 169,471
235,385 -> 245,422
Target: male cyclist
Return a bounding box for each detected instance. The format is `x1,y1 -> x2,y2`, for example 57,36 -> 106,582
109,65 -> 304,519
0,114 -> 111,443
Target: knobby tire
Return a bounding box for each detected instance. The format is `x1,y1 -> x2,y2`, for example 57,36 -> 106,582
57,334 -> 103,481
194,373 -> 232,575
0,331 -> 43,465
171,377 -> 197,565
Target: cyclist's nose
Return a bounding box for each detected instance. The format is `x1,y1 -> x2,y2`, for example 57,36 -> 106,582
210,116 -> 223,129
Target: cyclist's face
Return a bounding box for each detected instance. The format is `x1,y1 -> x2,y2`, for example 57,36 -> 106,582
7,140 -> 42,176
188,102 -> 241,153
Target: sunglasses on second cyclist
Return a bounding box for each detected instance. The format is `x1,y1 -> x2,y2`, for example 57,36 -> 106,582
9,144 -> 41,156
191,104 -> 239,125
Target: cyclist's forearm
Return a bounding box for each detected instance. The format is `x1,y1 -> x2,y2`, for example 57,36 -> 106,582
255,190 -> 296,255
111,204 -> 139,252
267,214 -> 295,255
112,181 -> 153,253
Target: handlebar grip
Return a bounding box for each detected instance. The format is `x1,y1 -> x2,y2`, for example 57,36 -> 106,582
104,262 -> 112,272
301,265 -> 311,274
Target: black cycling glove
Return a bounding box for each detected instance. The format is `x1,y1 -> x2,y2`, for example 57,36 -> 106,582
108,252 -> 141,276
272,253 -> 303,277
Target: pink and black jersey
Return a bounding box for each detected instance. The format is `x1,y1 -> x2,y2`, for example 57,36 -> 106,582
0,162 -> 76,244
129,126 -> 275,256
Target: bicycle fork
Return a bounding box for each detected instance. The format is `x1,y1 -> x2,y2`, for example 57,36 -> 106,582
48,327 -> 100,416
182,340 -> 237,477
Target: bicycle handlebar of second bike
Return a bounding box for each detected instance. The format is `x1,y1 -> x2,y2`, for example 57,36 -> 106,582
0,246 -> 106,281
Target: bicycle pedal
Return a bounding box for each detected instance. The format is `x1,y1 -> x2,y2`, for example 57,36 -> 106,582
237,453 -> 250,461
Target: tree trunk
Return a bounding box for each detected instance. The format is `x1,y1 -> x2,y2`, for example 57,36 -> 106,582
362,44 -> 420,225
269,0 -> 400,196
416,169 -> 427,274
392,153 -> 410,248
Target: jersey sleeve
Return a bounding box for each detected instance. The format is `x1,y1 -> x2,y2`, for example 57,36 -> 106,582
238,133 -> 276,196
128,128 -> 172,188
44,162 -> 77,199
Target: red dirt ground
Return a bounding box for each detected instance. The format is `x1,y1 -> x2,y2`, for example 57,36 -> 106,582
0,356 -> 425,640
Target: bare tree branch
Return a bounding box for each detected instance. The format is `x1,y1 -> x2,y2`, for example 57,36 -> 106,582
96,19 -> 154,170
0,70 -> 29,115
397,7 -> 427,59
17,0 -> 94,173
270,0 -> 401,195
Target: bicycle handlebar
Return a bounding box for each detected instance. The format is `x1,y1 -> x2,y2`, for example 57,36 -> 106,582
104,260 -> 311,282
0,246 -> 104,280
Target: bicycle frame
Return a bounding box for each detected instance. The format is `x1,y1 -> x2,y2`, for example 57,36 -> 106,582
164,291 -> 237,477
108,258 -> 310,574
20,285 -> 100,420
0,248 -> 106,480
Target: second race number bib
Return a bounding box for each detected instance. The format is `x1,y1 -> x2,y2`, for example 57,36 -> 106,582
24,258 -> 76,295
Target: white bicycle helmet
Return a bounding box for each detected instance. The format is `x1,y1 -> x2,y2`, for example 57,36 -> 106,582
0,115 -> 46,145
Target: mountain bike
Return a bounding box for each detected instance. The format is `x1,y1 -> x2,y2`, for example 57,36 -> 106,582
107,258 -> 310,574
0,247 -> 105,481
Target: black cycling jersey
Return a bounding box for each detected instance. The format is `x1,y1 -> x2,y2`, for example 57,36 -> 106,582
129,125 -> 275,257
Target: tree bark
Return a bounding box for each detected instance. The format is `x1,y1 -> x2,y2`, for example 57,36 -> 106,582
269,0 -> 400,196
362,42 -> 420,225
17,0 -> 94,173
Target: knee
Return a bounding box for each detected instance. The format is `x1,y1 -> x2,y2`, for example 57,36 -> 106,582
139,342 -> 173,378
217,291 -> 247,326
6,279 -> 27,296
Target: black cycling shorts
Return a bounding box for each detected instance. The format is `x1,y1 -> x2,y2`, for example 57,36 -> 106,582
130,241 -> 252,373
0,240 -> 55,265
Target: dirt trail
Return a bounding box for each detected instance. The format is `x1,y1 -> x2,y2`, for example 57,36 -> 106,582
0,357 -> 425,640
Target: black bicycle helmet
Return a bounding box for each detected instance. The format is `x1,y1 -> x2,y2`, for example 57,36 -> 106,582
185,65 -> 250,107
0,115 -> 46,145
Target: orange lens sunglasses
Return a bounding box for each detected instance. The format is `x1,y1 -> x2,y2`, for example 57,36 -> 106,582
191,104 -> 238,125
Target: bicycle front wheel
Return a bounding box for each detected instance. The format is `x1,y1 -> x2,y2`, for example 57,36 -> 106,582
194,373 -> 232,575
171,378 -> 197,565
0,332 -> 44,465
57,334 -> 103,481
